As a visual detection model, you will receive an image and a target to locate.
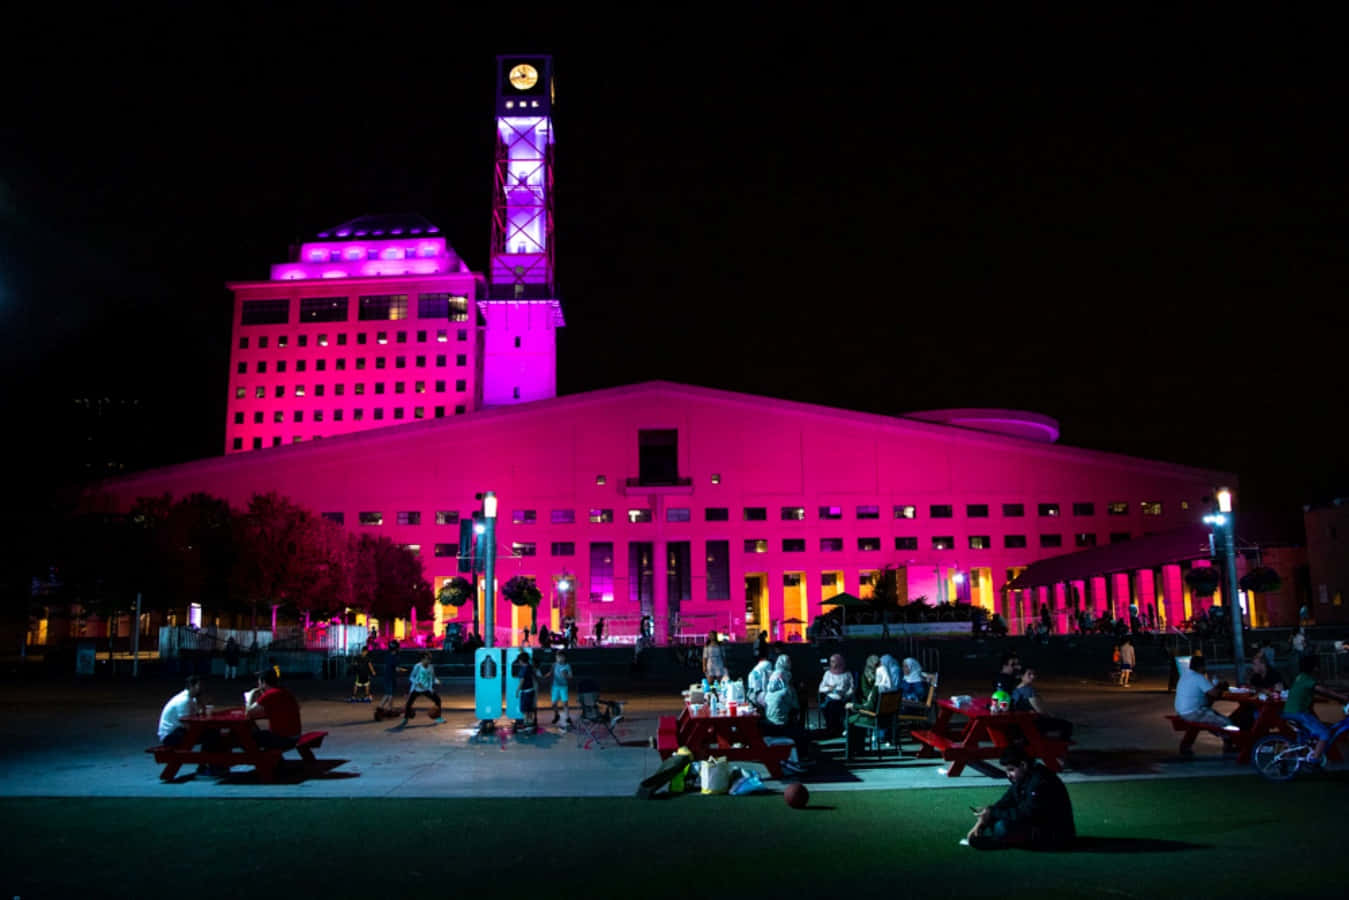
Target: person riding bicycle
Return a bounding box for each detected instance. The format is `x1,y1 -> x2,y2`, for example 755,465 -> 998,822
1283,653 -> 1349,766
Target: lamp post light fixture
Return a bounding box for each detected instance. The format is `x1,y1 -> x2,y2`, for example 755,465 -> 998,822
483,491 -> 498,649
1204,486 -> 1245,684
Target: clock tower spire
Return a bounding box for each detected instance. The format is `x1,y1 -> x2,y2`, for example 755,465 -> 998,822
482,55 -> 563,407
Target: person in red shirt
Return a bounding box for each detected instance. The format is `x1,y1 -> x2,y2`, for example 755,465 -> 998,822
245,669 -> 302,750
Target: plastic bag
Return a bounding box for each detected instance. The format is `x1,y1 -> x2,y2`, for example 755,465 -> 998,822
725,679 -> 746,703
700,756 -> 733,794
729,770 -> 766,795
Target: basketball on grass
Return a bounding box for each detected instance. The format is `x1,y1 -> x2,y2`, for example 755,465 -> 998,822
784,783 -> 809,809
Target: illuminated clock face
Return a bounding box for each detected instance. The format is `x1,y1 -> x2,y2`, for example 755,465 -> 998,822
509,64 -> 538,91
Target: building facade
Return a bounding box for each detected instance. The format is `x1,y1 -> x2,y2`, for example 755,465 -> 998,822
93,381 -> 1230,645
1305,498 -> 1348,624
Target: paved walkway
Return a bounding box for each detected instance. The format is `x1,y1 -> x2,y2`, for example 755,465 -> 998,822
0,674 -> 1294,799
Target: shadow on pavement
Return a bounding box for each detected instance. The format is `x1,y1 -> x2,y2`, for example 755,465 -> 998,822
218,759 -> 355,785
1071,836 -> 1211,853
1066,748 -> 1177,775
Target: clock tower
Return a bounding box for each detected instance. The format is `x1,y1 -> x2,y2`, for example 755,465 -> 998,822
483,55 -> 563,407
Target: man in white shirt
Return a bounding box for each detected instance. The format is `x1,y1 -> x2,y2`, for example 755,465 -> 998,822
158,676 -> 206,746
1174,656 -> 1237,753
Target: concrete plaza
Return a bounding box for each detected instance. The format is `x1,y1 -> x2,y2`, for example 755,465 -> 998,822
0,670 -> 1287,799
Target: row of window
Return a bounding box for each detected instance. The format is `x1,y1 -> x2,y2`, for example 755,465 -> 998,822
385,534 -> 1125,555
238,328 -> 470,350
236,354 -> 468,375
332,504 -> 1171,528
241,294 -> 469,326
233,400 -> 468,425
232,410 -> 468,448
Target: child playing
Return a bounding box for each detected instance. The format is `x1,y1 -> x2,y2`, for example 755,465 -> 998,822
378,640 -> 404,716
548,650 -> 573,728
515,651 -> 538,730
1110,644 -> 1123,685
349,647 -> 375,702
404,652 -> 444,724
1119,638 -> 1136,687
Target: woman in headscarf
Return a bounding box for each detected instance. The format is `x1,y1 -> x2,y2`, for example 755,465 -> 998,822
878,654 -> 902,694
763,654 -> 811,771
817,653 -> 854,737
900,657 -> 929,703
860,654 -> 881,699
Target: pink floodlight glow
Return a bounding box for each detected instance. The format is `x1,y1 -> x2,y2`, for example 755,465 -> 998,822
322,270 -> 348,279
336,230 -> 351,237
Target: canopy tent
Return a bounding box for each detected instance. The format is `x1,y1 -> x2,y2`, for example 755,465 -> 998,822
820,592 -> 868,609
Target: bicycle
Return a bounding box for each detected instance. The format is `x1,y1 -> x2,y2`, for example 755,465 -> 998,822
1251,705 -> 1349,782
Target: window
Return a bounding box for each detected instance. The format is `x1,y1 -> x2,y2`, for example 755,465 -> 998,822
258,337 -> 268,349
396,511 -> 420,526
551,542 -> 575,556
400,544 -> 421,556
376,358 -> 386,370
293,410 -> 303,422
237,362 -> 246,374
820,538 -> 844,552
705,507 -> 729,521
930,504 -> 953,518
358,294 -> 408,321
782,539 -> 806,552
894,504 -> 917,519
858,537 -> 882,552
356,358 -> 367,370
711,473 -> 721,484
316,360 -> 325,372
454,405 -> 465,415
781,506 -> 806,521
300,297 -> 348,322
743,507 -> 767,521
359,512 -> 383,526
1003,503 -> 1025,517
254,386 -> 265,399
969,535 -> 991,549
1110,532 -> 1131,544
1004,534 -> 1027,548
354,383 -> 365,395
435,380 -> 446,392
337,333 -> 347,345
458,329 -> 468,341
395,357 -> 407,370
396,331 -> 407,344
253,411 -> 264,424
819,505 -> 843,520
231,438 -> 242,450
512,509 -> 536,525
313,384 -> 323,396
433,543 -> 458,558
375,383 -> 385,394
416,356 -> 427,368
589,542 -> 614,603
236,387 -> 246,399
895,536 -> 919,551
745,539 -> 769,553
418,293 -> 468,321
628,509 -> 653,524
374,408 -> 384,420
589,508 -> 613,524
550,509 -> 575,524
595,474 -> 606,485
256,361 -> 266,373
511,541 -> 536,557
456,354 -> 467,366
932,536 -> 954,550
239,337 -> 248,349
1108,502 -> 1128,516
436,510 -> 459,525
233,412 -> 244,424
357,333 -> 367,344
275,386 -> 284,398
417,330 -> 426,343
434,406 -> 445,418
706,540 -> 730,600
296,360 -> 306,372
1073,502 -> 1095,517
666,507 -> 690,522
1038,503 -> 1060,517
1040,534 -> 1063,548
855,504 -> 880,520
321,512 -> 344,525
276,336 -> 288,349
1075,532 -> 1097,548
354,408 -> 364,420
334,384 -> 344,396
436,354 -> 447,367
1141,501 -> 1163,516
394,408 -> 404,419
241,299 -> 289,325
966,504 -> 989,518
637,429 -> 680,485
252,437 -> 262,449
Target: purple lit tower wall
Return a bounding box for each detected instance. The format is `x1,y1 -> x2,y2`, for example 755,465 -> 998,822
482,55 -> 564,407
223,215 -> 486,454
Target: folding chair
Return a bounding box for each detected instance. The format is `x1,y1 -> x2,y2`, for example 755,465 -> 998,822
845,691 -> 902,762
576,684 -> 625,748
895,673 -> 938,753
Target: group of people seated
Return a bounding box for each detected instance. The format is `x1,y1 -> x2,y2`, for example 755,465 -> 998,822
155,669 -> 303,777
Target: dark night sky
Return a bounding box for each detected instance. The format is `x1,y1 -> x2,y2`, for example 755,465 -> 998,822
3,9 -> 1347,538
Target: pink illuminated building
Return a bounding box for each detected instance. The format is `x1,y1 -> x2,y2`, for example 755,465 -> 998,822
89,55 -> 1253,643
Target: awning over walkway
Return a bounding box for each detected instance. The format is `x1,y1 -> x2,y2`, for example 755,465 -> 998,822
1005,524 -> 1214,591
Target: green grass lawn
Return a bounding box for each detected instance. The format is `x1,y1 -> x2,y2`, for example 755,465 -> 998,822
5,775 -> 1348,899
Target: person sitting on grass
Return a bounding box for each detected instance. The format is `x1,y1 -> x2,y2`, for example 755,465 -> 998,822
404,653 -> 444,724
245,668 -> 302,751
1283,654 -> 1349,767
1174,655 -> 1237,754
965,744 -> 1076,850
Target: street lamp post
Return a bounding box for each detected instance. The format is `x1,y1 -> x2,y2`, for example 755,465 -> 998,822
483,491 -> 498,648
1204,488 -> 1245,685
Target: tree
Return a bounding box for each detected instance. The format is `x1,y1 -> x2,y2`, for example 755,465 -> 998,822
1184,567 -> 1222,597
502,575 -> 542,633
870,565 -> 904,637
231,493 -> 331,631
349,534 -> 432,623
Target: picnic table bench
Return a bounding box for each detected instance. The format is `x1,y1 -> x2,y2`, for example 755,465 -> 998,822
148,707 -> 328,782
658,706 -> 792,778
1167,691 -> 1341,764
911,698 -> 1070,778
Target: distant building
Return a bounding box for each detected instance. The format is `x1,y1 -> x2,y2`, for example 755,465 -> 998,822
1304,497 -> 1348,625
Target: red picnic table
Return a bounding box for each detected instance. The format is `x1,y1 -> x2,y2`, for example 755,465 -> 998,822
910,697 -> 1070,778
1165,690 -> 1342,764
147,707 -> 328,782
656,704 -> 791,778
